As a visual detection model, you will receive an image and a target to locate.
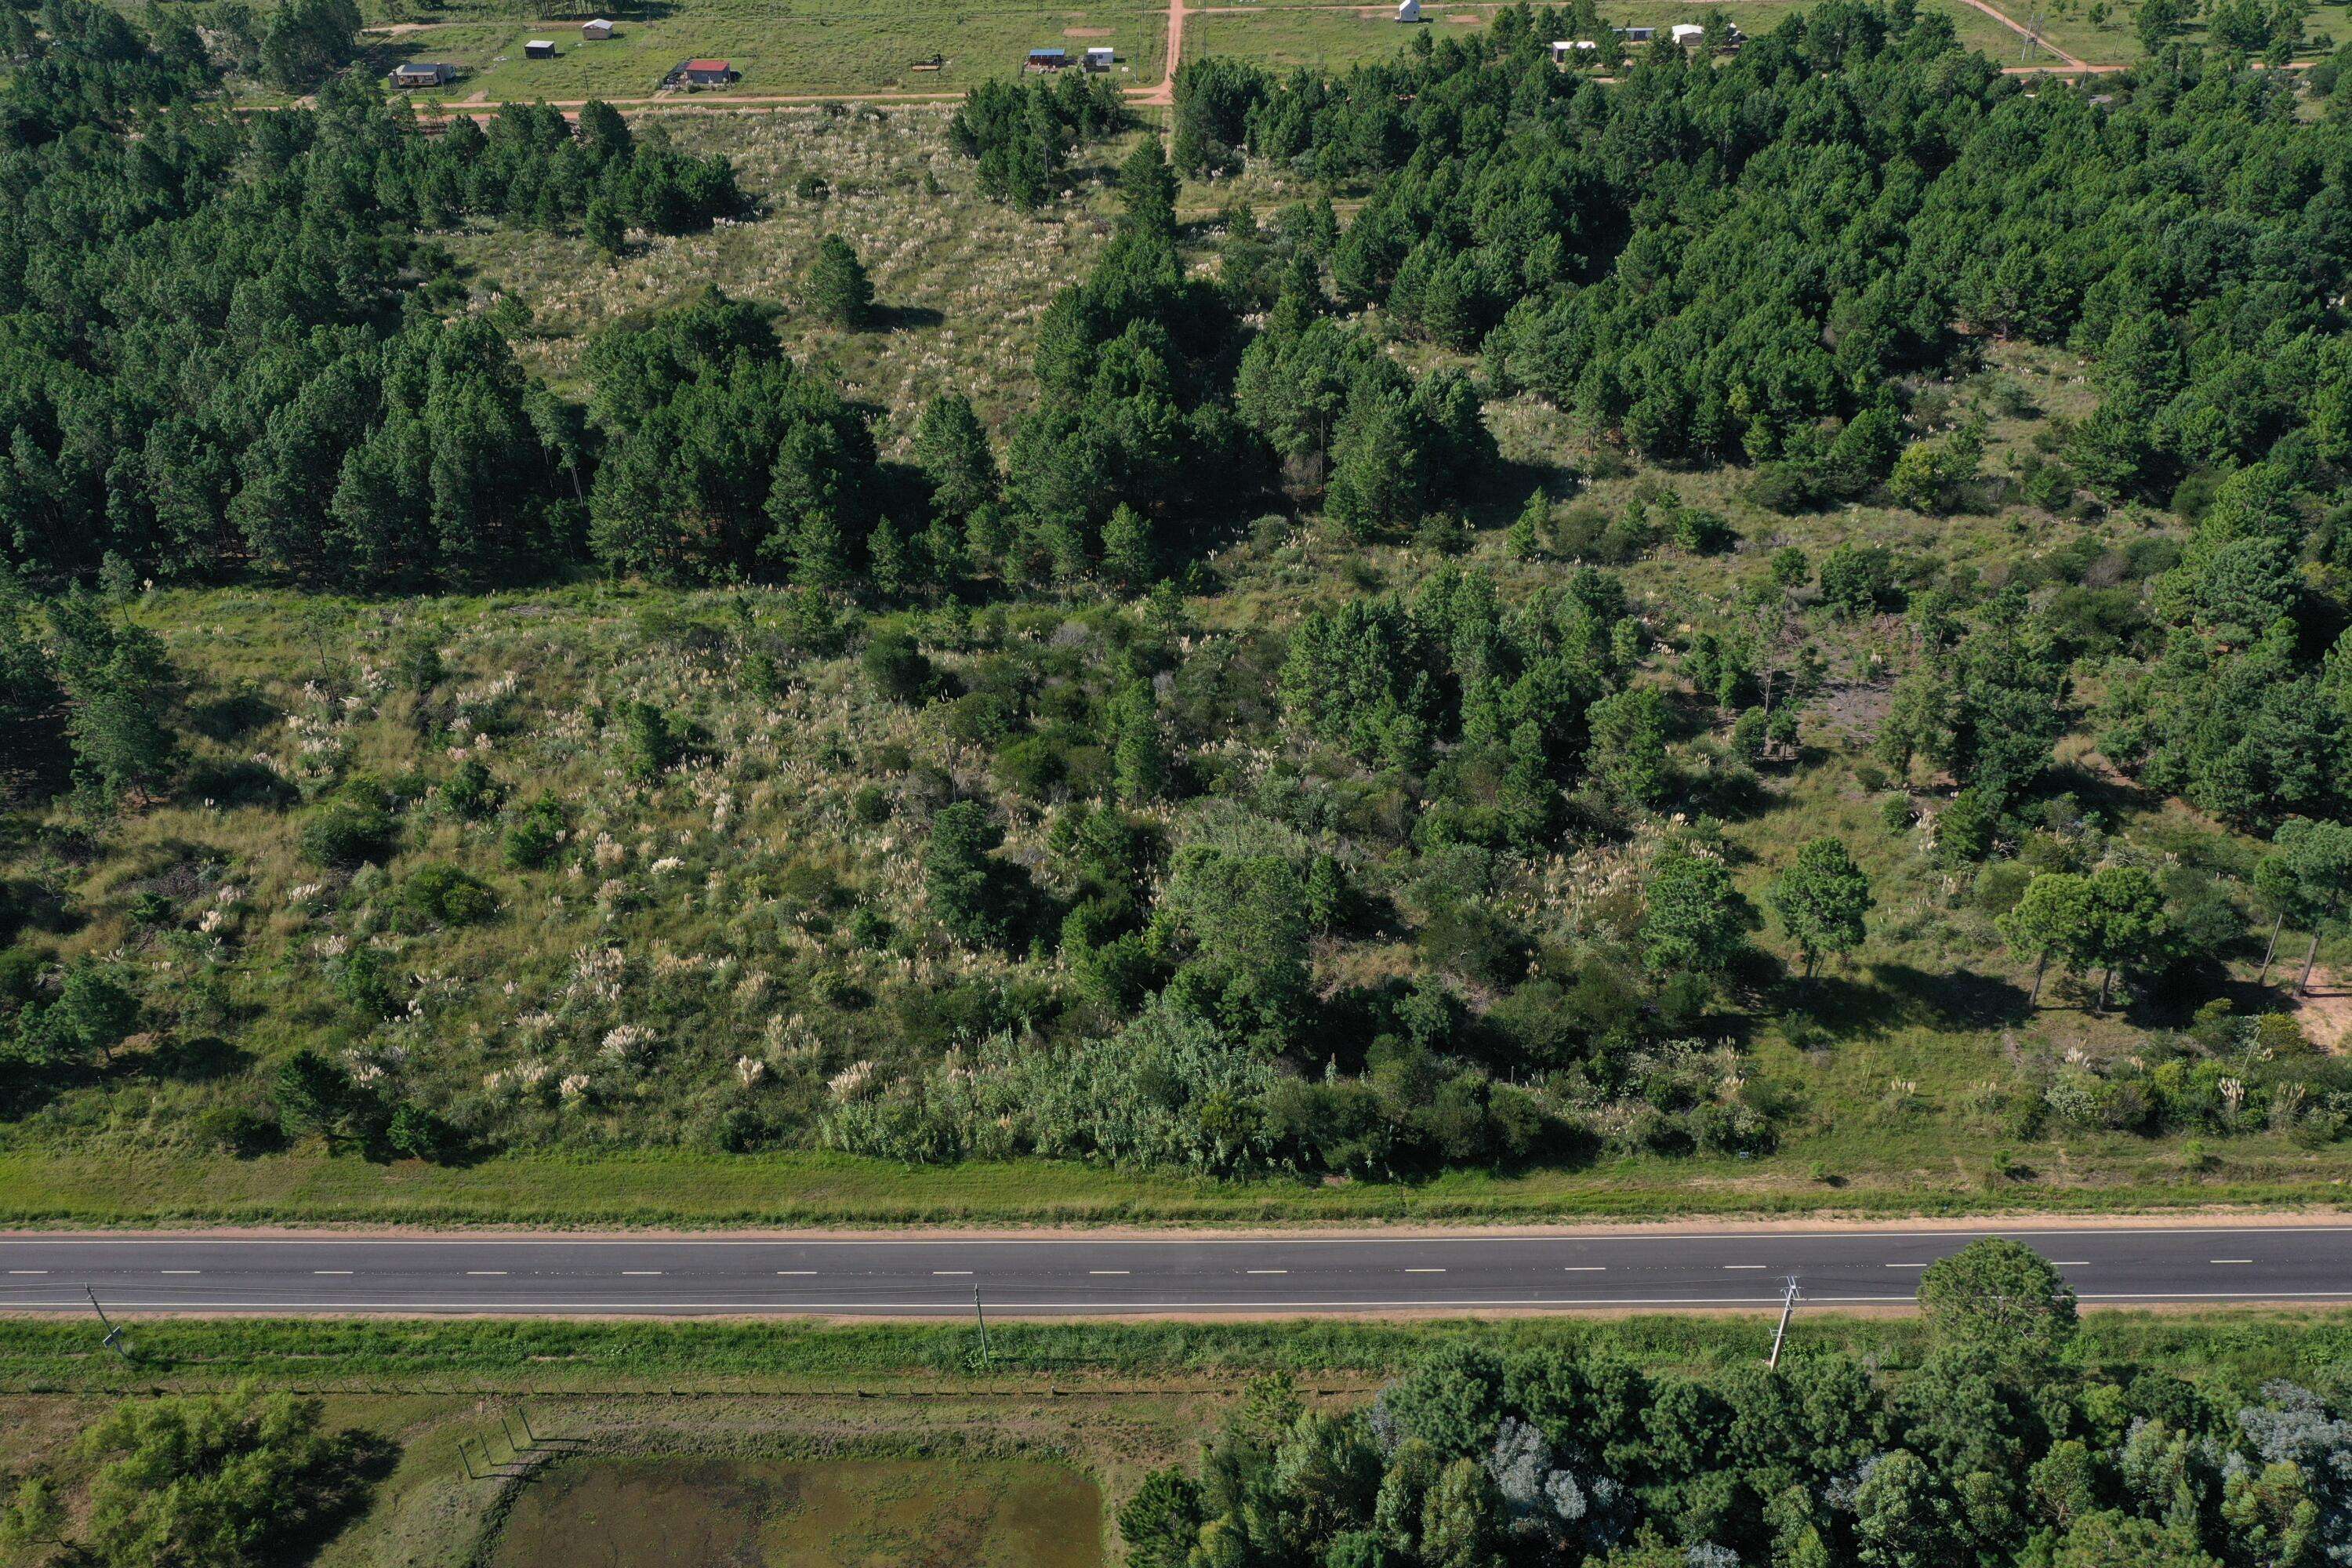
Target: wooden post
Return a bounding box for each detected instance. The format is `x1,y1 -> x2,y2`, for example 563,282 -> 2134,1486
2257,911 -> 2285,986
1767,1276 -> 1800,1370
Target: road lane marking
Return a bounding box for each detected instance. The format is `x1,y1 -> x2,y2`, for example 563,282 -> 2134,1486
160,1270 -> 201,1275
2052,1261 -> 2090,1266
776,1271 -> 818,1276
466,1271 -> 507,1276
314,1270 -> 353,1276
1405,1268 -> 1446,1273
7,1270 -> 48,1276
932,1271 -> 972,1276
622,1271 -> 662,1276
1884,1262 -> 1928,1269
2211,1258 -> 2255,1265
1089,1270 -> 1131,1276
0,1292 -> 1948,1312
1722,1265 -> 1766,1270
1561,1266 -> 1606,1272
1247,1269 -> 1287,1275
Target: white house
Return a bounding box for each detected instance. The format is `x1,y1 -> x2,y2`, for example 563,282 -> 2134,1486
581,17 -> 613,39
1671,23 -> 1707,45
1397,0 -> 1421,21
1083,45 -> 1115,71
1552,38 -> 1596,61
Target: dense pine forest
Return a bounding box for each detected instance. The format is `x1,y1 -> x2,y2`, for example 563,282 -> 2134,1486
2,0 -> 2351,1210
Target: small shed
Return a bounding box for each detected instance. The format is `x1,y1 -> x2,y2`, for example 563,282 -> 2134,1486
1552,38 -> 1595,60
1025,45 -> 1067,71
1083,45 -> 1115,71
1670,23 -> 1705,45
581,17 -> 613,38
524,38 -> 555,58
679,57 -> 737,86
1396,0 -> 1421,20
390,61 -> 457,87
1615,25 -> 1655,42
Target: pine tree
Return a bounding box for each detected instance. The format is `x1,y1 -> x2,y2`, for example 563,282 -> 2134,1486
584,196 -> 626,260
1507,492 -> 1548,560
1769,837 -> 1874,978
808,234 -> 875,328
1102,503 -> 1155,590
46,594 -> 176,809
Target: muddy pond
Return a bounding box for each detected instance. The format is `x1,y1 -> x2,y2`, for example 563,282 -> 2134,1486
487,1457 -> 1102,1568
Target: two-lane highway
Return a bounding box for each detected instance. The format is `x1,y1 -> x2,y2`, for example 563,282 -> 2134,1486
2,1225 -> 2348,1316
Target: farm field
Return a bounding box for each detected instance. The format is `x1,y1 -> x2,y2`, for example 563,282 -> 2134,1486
363,4 -> 1166,103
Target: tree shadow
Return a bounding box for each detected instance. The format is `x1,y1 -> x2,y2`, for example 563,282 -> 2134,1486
1779,963 -> 2028,1040
142,1034 -> 253,1083
183,760 -> 301,810
871,303 -> 946,331
185,688 -> 278,745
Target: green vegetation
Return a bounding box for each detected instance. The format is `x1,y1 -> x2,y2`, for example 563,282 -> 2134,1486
13,1295 -> 2352,1568
1125,1243 -> 2352,1567
9,0 -> 2352,1224
0,1385 -> 386,1568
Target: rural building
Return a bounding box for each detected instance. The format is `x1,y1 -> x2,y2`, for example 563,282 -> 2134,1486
1396,0 -> 1421,20
1671,23 -> 1705,45
524,38 -> 555,58
581,17 -> 613,38
1613,25 -> 1656,42
1025,46 -> 1068,71
389,62 -> 458,87
673,58 -> 739,88
1551,38 -> 1596,60
1083,45 -> 1115,71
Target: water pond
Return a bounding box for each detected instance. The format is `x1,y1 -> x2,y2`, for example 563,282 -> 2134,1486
488,1456 -> 1102,1568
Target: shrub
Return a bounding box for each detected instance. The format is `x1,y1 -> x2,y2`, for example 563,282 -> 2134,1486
862,628 -> 935,702
299,781 -> 397,866
503,797 -> 567,869
397,863 -> 498,928
78,1387 -> 376,1567
441,758 -> 503,820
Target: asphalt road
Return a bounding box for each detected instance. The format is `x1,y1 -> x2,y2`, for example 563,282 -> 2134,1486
1,1225 -> 2348,1316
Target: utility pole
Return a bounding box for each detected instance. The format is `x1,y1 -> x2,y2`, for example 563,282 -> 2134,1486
86,1287 -> 130,1362
972,1287 -> 993,1371
1767,1276 -> 1802,1370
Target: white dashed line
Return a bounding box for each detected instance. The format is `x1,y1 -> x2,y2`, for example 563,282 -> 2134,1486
1089,1270 -> 1131,1276
932,1271 -> 973,1276
1405,1268 -> 1446,1273
466,1271 -> 507,1276
8,1270 -> 49,1276
1722,1265 -> 1767,1270
1561,1266 -> 1606,1272
622,1271 -> 662,1276
1884,1262 -> 1929,1269
314,1270 -> 353,1276
161,1270 -> 201,1275
1247,1269 -> 1288,1276
776,1271 -> 818,1276
2211,1258 -> 2255,1265
2052,1261 -> 2091,1267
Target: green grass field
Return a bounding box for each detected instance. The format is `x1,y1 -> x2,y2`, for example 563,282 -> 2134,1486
365,3 -> 1163,102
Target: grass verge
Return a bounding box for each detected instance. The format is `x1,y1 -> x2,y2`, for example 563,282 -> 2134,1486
9,1309 -> 2352,1396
